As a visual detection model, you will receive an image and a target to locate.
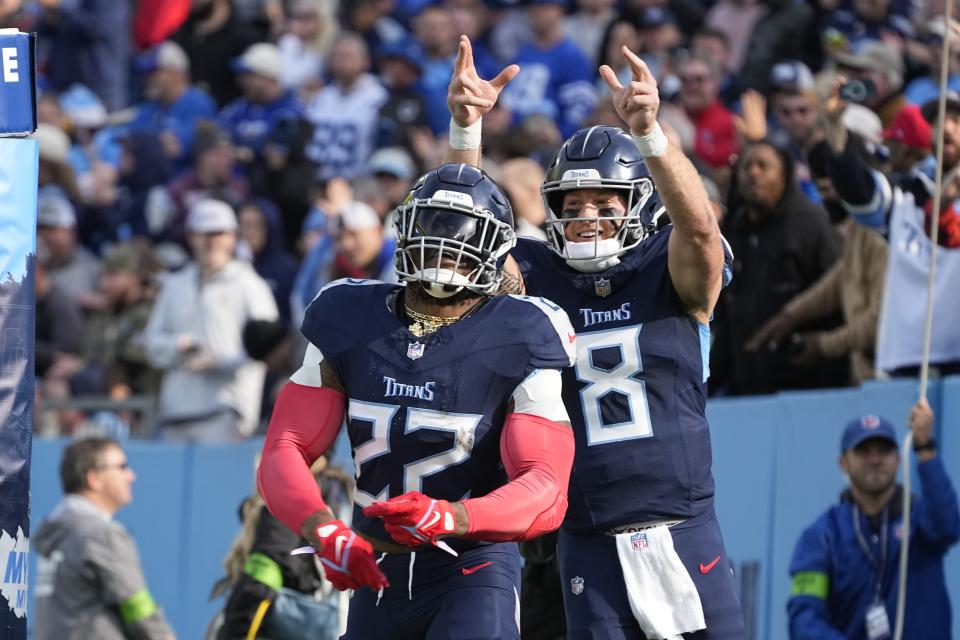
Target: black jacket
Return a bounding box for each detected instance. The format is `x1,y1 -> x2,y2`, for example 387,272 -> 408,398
712,181 -> 844,395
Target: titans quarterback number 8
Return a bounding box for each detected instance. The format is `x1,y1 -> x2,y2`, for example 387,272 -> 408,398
575,326 -> 653,445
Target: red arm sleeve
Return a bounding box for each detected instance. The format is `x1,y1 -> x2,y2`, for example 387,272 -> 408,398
461,413 -> 574,542
257,382 -> 346,536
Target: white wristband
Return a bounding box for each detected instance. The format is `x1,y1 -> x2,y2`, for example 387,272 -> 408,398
449,118 -> 482,150
632,122 -> 668,158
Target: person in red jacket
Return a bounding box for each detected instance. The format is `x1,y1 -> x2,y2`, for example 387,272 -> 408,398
677,53 -> 740,171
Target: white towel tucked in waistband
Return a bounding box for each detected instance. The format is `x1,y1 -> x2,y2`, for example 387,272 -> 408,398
614,525 -> 706,639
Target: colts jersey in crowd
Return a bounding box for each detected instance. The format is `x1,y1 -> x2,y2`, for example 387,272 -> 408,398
300,279 -> 576,548
512,228 -> 715,532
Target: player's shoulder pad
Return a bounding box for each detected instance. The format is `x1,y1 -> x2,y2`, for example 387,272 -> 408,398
301,278 -> 395,354
505,294 -> 577,368
720,233 -> 734,289
511,237 -> 558,279
511,237 -> 553,262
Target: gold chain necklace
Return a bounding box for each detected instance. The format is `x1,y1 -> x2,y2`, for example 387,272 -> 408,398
404,304 -> 461,337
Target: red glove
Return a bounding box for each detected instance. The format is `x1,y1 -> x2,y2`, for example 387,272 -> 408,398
364,491 -> 458,547
313,520 -> 389,591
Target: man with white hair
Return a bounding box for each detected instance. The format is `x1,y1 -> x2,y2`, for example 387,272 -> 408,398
144,199 -> 278,441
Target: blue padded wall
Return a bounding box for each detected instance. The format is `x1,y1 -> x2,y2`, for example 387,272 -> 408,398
28,379 -> 960,638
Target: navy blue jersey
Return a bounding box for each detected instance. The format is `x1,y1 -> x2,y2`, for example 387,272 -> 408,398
511,230 -> 715,532
301,279 -> 575,547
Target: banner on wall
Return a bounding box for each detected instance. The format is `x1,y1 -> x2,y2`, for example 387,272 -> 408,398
0,29 -> 37,638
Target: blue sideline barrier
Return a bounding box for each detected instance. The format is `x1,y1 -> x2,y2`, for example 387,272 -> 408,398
28,378 -> 960,638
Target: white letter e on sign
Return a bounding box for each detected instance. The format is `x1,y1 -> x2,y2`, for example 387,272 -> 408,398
2,48 -> 18,82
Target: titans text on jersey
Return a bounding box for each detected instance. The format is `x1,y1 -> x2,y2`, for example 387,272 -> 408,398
579,302 -> 632,328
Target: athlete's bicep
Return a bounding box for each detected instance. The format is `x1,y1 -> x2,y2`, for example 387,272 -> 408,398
461,409 -> 574,541
668,226 -> 724,324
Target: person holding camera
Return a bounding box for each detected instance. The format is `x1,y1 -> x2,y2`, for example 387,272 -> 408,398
787,400 -> 960,639
821,74 -> 960,376
833,42 -> 907,129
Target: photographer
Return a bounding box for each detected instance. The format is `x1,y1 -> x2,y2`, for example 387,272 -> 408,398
822,78 -> 960,376
834,43 -> 907,128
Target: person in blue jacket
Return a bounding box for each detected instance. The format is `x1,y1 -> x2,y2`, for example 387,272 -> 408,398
787,399 -> 960,640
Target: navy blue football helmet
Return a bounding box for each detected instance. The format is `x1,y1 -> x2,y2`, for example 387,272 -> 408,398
394,164 -> 516,298
541,126 -> 665,265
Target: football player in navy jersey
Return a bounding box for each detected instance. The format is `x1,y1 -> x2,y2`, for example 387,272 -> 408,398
258,163 -> 578,640
444,37 -> 745,639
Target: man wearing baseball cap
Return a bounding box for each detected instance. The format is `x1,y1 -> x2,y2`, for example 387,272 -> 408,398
36,192 -> 103,311
787,399 -> 959,639
220,43 -> 304,162
143,199 -> 278,442
882,104 -> 932,174
834,42 -> 907,128
129,41 -> 217,165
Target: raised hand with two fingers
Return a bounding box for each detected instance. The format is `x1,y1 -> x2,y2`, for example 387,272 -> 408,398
598,46 -> 661,137
447,35 -> 519,128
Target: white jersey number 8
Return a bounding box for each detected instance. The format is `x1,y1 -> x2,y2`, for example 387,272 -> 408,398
575,326 -> 654,446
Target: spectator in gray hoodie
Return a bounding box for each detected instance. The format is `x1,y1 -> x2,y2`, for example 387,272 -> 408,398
144,199 -> 278,442
34,437 -> 175,640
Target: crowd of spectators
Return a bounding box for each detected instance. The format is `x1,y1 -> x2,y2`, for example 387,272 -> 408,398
14,0 -> 960,439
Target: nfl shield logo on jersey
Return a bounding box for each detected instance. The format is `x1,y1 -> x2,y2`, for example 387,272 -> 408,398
570,576 -> 584,595
407,342 -> 425,360
631,532 -> 648,551
595,277 -> 612,297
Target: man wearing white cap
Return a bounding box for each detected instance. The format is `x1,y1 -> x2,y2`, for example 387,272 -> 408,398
144,199 -> 278,442
219,43 -> 304,162
36,192 -> 103,311
368,146 -> 418,212
129,41 -> 217,164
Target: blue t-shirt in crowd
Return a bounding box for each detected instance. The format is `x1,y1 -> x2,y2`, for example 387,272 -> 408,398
218,91 -> 304,156
128,87 -> 217,164
500,39 -> 597,138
